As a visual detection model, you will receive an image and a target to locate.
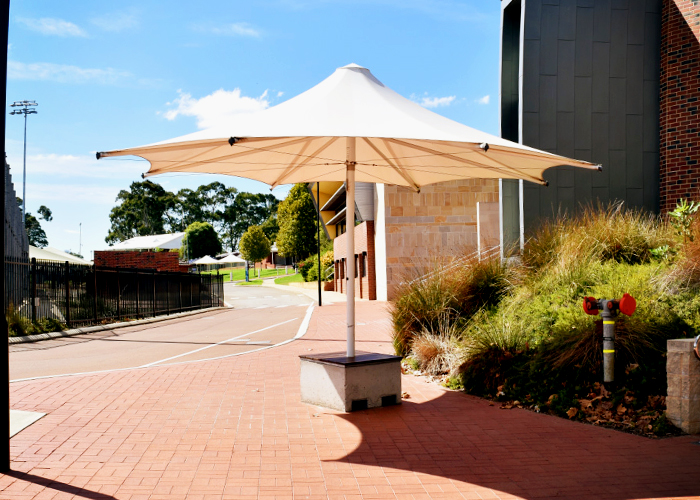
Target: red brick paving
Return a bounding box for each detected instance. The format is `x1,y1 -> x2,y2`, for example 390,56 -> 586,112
3,301 -> 700,499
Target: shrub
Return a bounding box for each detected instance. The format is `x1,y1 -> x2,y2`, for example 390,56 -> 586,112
6,305 -> 66,337
667,210 -> 700,290
523,201 -> 673,271
409,315 -> 465,376
298,259 -> 314,281
391,255 -> 514,356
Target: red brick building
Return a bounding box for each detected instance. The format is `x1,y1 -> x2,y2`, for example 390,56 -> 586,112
660,0 -> 700,212
332,221 -> 376,300
94,250 -> 189,273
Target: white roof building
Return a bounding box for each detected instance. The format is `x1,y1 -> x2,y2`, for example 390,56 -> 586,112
29,246 -> 93,265
104,232 -> 185,251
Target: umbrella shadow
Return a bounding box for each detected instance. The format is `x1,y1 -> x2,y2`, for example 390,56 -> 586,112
330,391 -> 700,500
4,470 -> 117,499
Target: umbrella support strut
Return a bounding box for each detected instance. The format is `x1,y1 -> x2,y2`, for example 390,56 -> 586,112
346,137 -> 356,358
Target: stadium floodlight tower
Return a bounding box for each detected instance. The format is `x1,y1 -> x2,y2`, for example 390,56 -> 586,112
10,100 -> 38,225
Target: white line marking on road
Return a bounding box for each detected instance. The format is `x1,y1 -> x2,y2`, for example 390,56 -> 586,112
295,303 -> 314,339
11,304 -> 317,382
139,317 -> 298,368
275,305 -> 288,308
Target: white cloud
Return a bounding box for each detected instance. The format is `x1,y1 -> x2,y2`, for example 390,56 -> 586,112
476,95 -> 490,105
16,17 -> 88,37
411,94 -> 456,108
8,61 -> 131,84
193,22 -> 261,38
163,88 -> 271,129
90,10 -> 139,32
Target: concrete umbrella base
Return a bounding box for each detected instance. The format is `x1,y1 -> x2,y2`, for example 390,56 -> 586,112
299,352 -> 402,412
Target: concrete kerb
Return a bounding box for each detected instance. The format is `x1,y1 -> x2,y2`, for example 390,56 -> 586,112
9,307 -> 227,345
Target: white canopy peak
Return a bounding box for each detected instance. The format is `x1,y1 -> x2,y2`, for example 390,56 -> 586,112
339,63 -> 368,71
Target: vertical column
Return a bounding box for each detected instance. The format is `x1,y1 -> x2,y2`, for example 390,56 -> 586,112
346,137 -> 356,358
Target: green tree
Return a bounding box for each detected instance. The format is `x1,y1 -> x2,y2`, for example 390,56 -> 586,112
260,215 -> 279,244
106,180 -> 172,244
239,226 -> 271,274
229,192 -> 280,251
17,198 -> 52,248
180,222 -> 222,260
276,183 -> 318,260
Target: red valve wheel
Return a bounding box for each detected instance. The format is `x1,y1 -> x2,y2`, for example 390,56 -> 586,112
619,293 -> 636,316
582,296 -> 599,315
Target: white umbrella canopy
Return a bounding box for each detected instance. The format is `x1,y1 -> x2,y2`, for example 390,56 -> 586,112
98,63 -> 601,358
98,63 -> 600,190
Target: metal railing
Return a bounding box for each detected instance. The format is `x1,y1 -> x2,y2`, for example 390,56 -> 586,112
5,258 -> 224,330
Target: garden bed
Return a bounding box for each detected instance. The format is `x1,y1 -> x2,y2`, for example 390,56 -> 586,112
392,202 -> 699,439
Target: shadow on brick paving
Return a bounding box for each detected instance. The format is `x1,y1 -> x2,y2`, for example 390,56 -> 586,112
332,392 -> 700,499
5,470 -> 117,500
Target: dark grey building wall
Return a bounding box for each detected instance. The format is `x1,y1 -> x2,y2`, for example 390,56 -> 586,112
502,0 -> 662,234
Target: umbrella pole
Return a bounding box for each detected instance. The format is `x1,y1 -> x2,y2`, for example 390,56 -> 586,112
346,137 -> 356,358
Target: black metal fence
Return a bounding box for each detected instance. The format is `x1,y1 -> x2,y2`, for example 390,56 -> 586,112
5,258 -> 224,329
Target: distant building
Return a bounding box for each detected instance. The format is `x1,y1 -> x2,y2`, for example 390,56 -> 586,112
311,181 -> 499,301
95,232 -> 188,272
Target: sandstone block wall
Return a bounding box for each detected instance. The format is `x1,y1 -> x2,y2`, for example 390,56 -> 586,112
666,338 -> 700,434
383,179 -> 499,299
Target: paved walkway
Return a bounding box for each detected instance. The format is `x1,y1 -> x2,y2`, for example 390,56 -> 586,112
2,301 -> 700,499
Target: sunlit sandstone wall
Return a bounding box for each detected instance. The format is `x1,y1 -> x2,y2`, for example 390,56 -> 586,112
377,179 -> 499,300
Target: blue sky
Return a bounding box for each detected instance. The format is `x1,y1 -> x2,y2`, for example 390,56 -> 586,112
6,0 -> 502,258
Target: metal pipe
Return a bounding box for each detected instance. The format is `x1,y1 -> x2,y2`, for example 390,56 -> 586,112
601,303 -> 615,383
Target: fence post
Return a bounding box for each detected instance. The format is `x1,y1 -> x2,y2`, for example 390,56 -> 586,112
116,268 -> 121,320
30,258 -> 36,323
152,270 -> 156,317
64,261 -> 71,328
179,276 -> 182,313
93,264 -> 98,323
136,271 -> 140,319
166,272 -> 170,315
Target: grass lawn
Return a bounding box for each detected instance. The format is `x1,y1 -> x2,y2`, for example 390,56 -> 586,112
236,280 -> 263,286
203,267 -> 296,282
275,273 -> 304,285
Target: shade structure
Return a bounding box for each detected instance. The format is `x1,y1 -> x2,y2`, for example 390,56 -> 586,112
98,63 -> 601,357
193,255 -> 219,265
218,253 -> 246,264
